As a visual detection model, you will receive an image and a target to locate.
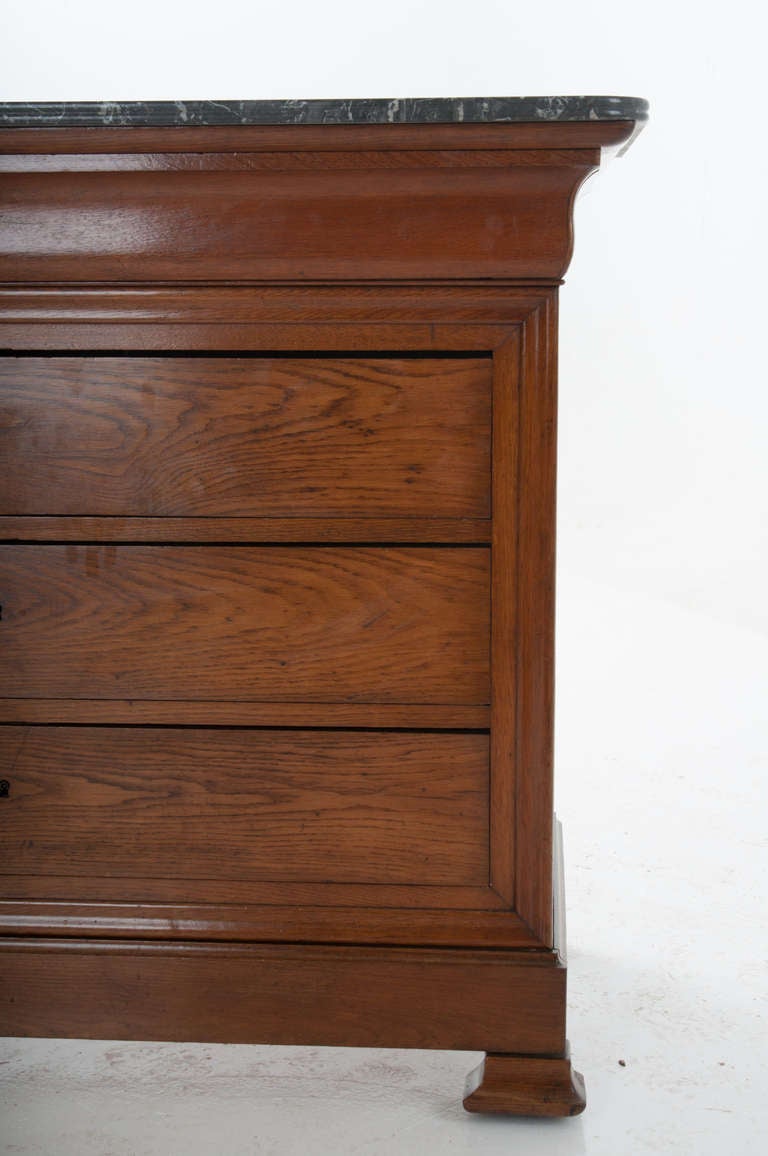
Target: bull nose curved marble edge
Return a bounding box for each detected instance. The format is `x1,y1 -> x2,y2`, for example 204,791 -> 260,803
0,94 -> 647,1120
0,95 -> 649,125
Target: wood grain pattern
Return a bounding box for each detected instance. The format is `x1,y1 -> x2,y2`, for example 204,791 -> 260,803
490,333 -> 521,904
0,699 -> 490,728
463,1050 -> 586,1116
0,106 -> 648,1111
0,882 -> 504,911
0,545 -> 490,703
0,148 -> 601,173
0,356 -> 491,518
0,165 -> 593,282
0,727 -> 488,886
0,901 -> 544,949
0,517 -> 492,544
514,297 -> 559,944
0,939 -> 567,1054
0,120 -> 637,153
0,321 -> 512,354
0,283 -> 551,325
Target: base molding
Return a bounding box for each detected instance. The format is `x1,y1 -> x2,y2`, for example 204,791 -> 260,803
0,937 -> 566,1056
0,825 -> 582,1116
463,1048 -> 586,1116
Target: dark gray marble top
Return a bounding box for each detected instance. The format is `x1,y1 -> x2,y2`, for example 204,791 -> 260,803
0,96 -> 648,128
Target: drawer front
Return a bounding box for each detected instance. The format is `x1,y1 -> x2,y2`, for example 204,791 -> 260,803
0,164 -> 584,282
0,356 -> 490,518
0,545 -> 490,704
0,727 -> 489,889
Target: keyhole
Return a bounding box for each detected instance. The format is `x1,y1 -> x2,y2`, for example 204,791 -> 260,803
0,780 -> 9,798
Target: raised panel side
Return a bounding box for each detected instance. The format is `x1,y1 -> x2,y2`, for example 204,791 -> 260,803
513,297 -> 559,945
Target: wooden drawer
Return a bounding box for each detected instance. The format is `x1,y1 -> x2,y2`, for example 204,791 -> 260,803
0,545 -> 490,704
0,100 -> 648,1111
0,355 -> 490,518
0,727 -> 489,893
0,163 -> 588,282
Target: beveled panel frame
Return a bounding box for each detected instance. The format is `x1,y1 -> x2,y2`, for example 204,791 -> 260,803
0,283 -> 558,949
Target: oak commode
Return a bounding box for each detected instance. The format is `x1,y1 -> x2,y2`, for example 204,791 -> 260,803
0,96 -> 647,1116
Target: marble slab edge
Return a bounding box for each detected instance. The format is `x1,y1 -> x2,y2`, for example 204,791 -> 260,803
0,96 -> 649,128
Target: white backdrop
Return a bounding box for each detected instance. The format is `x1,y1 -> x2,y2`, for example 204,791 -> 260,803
1,3 -> 766,1152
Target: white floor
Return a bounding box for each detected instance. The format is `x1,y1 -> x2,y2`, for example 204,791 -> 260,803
2,579 -> 766,1155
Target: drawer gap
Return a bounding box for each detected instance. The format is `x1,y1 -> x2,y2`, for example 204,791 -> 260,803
3,349 -> 492,359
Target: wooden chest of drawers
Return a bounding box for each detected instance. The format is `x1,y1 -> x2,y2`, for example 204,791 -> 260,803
0,97 -> 646,1115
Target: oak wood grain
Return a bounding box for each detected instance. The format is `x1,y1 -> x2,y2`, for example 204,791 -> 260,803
0,699 -> 490,728
0,165 -> 593,282
514,297 -> 558,944
0,545 -> 490,704
0,883 -> 505,911
0,148 -> 601,173
0,938 -> 567,1054
0,321 -> 512,353
489,334 -> 521,903
0,356 -> 491,518
0,900 -> 543,949
0,727 -> 488,886
0,106 -> 646,1111
463,1050 -> 586,1115
0,517 -> 492,544
0,120 -> 637,154
0,284 -> 551,325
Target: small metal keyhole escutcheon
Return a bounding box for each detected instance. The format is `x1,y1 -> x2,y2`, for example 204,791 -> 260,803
0,780 -> 10,797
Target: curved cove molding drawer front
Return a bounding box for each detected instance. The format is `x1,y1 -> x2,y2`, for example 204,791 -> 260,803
0,165 -> 590,283
0,727 -> 489,891
0,545 -> 490,704
0,355 -> 491,518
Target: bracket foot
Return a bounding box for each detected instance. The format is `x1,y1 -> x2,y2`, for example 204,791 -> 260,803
463,1047 -> 586,1116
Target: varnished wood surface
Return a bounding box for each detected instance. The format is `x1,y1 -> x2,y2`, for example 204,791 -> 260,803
513,297 -> 558,944
0,884 -> 505,911
0,166 -> 593,282
0,901 -> 544,949
463,1050 -> 586,1116
0,321 -> 514,353
0,148 -> 602,173
0,283 -> 551,325
0,545 -> 490,704
0,699 -> 490,728
0,356 -> 491,518
0,516 -> 491,544
0,120 -> 637,154
0,939 -> 567,1054
0,516 -> 491,545
0,100 -> 629,1107
489,334 -> 520,904
0,727 -> 489,886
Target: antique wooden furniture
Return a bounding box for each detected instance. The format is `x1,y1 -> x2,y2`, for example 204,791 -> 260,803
0,97 -> 646,1116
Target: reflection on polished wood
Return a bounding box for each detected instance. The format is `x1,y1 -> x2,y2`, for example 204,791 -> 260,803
463,1049 -> 587,1116
0,101 -> 645,1114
